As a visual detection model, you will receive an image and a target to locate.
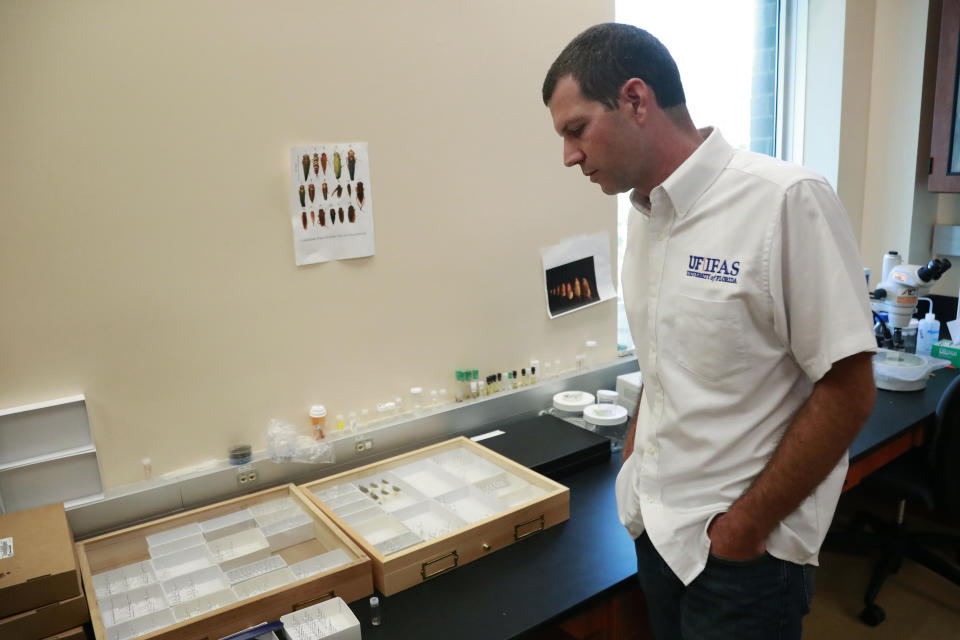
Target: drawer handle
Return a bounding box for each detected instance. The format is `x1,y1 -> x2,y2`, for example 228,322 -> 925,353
514,515 -> 544,541
294,590 -> 335,610
421,550 -> 459,580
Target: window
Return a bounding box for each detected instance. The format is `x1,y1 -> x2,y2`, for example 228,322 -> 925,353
615,0 -> 785,352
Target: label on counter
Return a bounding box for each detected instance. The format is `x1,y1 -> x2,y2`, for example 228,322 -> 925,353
470,430 -> 505,442
0,537 -> 12,559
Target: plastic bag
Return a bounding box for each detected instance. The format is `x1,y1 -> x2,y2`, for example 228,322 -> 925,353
266,419 -> 335,464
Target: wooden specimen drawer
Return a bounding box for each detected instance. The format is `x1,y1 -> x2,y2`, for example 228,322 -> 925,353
76,484 -> 372,640
300,436 -> 570,595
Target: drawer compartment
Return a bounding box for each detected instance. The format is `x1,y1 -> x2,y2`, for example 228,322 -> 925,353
300,437 -> 569,595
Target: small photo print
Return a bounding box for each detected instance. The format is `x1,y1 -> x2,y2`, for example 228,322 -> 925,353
546,256 -> 600,316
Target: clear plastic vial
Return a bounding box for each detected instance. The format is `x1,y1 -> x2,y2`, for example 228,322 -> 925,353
370,596 -> 381,626
409,387 -> 423,412
584,340 -> 598,368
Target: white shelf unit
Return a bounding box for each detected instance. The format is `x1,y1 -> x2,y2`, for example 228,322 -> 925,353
0,394 -> 103,514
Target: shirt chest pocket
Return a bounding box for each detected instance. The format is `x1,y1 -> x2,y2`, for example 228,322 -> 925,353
660,295 -> 749,382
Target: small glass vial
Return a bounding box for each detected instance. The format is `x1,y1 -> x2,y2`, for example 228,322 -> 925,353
455,371 -> 464,402
478,378 -> 486,396
597,389 -> 618,404
470,379 -> 478,399
360,408 -> 370,428
497,372 -> 503,391
429,389 -> 438,407
348,411 -> 358,432
521,367 -> 529,386
512,370 -> 519,389
370,596 -> 381,626
584,340 -> 598,368
439,388 -> 448,404
335,413 -> 345,432
544,361 -> 552,379
575,353 -> 586,371
409,387 -> 423,413
394,397 -> 404,415
530,365 -> 537,384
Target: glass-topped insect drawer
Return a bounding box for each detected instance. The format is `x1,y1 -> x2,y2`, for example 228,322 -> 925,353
300,437 -> 570,595
75,484 -> 372,640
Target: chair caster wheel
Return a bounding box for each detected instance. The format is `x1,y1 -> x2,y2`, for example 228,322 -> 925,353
859,604 -> 886,626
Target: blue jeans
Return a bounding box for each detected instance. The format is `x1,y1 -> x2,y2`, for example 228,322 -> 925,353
634,532 -> 814,639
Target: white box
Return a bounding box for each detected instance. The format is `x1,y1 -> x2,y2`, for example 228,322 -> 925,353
260,513 -> 313,551
160,565 -> 230,607
99,583 -> 169,629
93,560 -> 157,598
615,371 -> 642,416
148,532 -> 206,559
145,523 -> 203,549
232,567 -> 295,599
104,608 -> 175,640
199,509 -> 255,541
206,528 -> 271,572
288,549 -> 352,580
151,545 -> 216,582
279,596 -> 361,640
225,555 -> 288,585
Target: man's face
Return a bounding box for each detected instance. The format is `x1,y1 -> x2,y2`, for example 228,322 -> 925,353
548,76 -> 641,195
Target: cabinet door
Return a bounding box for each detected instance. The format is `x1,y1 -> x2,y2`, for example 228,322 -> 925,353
931,0 -> 960,191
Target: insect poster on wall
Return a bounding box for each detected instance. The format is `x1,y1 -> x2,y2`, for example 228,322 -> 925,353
541,232 -> 616,318
289,142 -> 374,265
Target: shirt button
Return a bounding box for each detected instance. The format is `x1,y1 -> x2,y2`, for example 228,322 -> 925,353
657,233 -> 665,241
647,447 -> 656,455
647,495 -> 655,503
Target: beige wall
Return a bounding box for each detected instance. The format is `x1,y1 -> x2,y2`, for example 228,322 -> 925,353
846,0 -> 960,298
0,1 -> 616,487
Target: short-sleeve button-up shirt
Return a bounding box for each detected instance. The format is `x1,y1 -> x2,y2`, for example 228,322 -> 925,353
616,127 -> 877,585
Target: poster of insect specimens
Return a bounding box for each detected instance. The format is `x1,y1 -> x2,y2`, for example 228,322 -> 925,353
541,232 -> 616,318
289,142 -> 374,266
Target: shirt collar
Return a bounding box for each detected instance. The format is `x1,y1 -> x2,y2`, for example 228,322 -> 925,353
629,127 -> 734,218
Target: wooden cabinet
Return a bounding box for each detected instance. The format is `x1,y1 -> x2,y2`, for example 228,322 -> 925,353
300,437 -> 570,596
76,484 -> 372,640
930,0 -> 960,191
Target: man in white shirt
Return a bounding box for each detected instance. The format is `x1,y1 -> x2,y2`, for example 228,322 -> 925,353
543,23 -> 877,639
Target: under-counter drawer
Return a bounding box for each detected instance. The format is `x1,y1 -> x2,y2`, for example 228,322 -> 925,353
76,483 -> 372,640
300,436 -> 570,595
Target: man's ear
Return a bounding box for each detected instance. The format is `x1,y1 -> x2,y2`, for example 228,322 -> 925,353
620,78 -> 649,119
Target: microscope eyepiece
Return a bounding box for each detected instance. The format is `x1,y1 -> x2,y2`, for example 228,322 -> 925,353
917,258 -> 951,282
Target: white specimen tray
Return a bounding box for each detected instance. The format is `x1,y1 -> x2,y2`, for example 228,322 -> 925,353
280,596 -> 361,640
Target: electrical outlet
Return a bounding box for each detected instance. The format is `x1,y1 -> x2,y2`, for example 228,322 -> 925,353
236,466 -> 258,486
354,437 -> 374,453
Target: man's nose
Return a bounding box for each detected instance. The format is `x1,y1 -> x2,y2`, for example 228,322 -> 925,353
564,142 -> 584,168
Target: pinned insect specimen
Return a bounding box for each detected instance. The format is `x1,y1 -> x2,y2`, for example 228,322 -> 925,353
330,208 -> 336,225
356,181 -> 365,209
348,205 -> 356,223
331,183 -> 343,199
301,154 -> 310,181
582,278 -> 592,299
322,182 -> 328,200
319,209 -> 326,226
310,210 -> 315,225
301,211 -> 307,230
347,183 -> 352,197
338,207 -> 344,223
567,283 -> 574,300
298,185 -> 306,207
333,152 -> 342,180
574,278 -> 581,298
308,184 -> 315,203
347,149 -> 356,181
313,153 -> 319,176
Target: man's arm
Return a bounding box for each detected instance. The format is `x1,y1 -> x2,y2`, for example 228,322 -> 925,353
622,387 -> 643,464
707,351 -> 876,559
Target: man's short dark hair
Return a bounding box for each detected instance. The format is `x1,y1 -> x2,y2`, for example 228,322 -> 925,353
542,23 -> 686,110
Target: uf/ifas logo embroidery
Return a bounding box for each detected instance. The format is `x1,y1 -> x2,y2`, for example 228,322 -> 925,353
686,255 -> 741,284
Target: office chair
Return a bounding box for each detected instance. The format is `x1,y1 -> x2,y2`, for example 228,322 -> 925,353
851,373 -> 960,626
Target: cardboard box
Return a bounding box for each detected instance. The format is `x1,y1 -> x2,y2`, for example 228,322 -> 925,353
45,627 -> 88,640
931,340 -> 960,367
0,582 -> 89,639
0,503 -> 81,618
